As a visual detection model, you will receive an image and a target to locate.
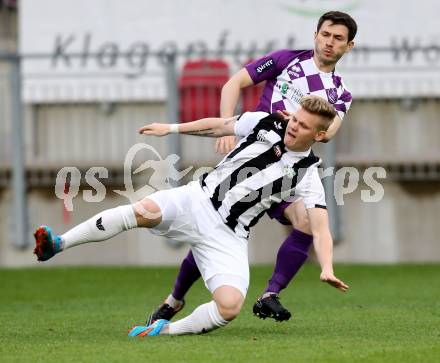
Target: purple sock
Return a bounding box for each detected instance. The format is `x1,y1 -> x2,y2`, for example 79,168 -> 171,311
265,229 -> 313,294
171,250 -> 201,301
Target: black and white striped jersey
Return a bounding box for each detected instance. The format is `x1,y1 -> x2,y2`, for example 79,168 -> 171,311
200,111 -> 326,238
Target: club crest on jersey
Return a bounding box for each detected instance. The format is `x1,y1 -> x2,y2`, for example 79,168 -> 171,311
283,165 -> 296,179
257,129 -> 268,142
273,145 -> 282,158
326,88 -> 338,104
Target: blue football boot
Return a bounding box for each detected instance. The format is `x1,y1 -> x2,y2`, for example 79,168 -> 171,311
33,226 -> 63,261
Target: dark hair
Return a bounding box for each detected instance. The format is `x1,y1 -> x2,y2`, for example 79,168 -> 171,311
317,11 -> 357,42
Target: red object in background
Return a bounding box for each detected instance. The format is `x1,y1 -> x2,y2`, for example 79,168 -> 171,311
179,60 -> 230,123
241,80 -> 265,112
62,181 -> 71,225
2,0 -> 17,9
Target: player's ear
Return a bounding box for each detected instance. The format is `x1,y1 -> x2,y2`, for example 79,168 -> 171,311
314,130 -> 327,142
346,40 -> 355,53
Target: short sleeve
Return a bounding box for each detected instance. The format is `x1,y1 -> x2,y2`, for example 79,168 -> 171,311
234,111 -> 269,137
245,49 -> 297,85
293,166 -> 326,209
334,82 -> 352,120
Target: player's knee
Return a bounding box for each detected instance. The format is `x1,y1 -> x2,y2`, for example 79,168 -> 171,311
133,198 -> 162,228
294,214 -> 310,234
216,298 -> 243,321
213,286 -> 244,321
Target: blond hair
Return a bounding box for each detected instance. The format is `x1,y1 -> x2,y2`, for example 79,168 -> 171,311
299,95 -> 337,131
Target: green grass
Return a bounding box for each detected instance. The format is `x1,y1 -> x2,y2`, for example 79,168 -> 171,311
1,265 -> 440,363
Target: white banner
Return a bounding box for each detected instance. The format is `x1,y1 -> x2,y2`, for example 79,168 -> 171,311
20,0 -> 440,102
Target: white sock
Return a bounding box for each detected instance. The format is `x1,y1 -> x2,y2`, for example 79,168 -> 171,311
61,205 -> 137,250
166,301 -> 228,335
166,294 -> 184,309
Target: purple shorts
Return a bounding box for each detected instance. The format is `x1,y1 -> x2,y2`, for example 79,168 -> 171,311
266,201 -> 292,225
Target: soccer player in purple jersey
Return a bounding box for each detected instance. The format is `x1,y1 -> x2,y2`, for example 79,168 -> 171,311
147,11 -> 357,324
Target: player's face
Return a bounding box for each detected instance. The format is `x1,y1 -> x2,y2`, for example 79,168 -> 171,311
314,20 -> 354,66
284,108 -> 326,151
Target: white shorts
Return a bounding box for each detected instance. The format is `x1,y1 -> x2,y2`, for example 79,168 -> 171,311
147,181 -> 249,297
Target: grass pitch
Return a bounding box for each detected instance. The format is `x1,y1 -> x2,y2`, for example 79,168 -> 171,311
1,264 -> 439,363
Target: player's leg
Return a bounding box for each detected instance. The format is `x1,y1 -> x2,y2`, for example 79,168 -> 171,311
171,250 -> 201,301
253,199 -> 312,321
163,283 -> 244,335
34,198 -> 162,261
130,278 -> 246,336
265,199 -> 312,293
157,219 -> 250,335
146,250 -> 201,324
129,181 -> 249,336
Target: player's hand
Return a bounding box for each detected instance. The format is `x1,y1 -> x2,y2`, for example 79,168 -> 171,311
320,271 -> 349,292
215,135 -> 236,154
139,123 -> 170,137
276,110 -> 292,122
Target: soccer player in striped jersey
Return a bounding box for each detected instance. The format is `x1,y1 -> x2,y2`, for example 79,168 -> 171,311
34,96 -> 349,336
148,11 -> 357,323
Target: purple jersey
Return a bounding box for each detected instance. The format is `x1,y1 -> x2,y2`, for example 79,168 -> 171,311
245,49 -> 352,119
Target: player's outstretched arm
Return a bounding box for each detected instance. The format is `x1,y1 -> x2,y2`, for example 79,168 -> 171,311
307,207 -> 349,292
138,116 -> 238,138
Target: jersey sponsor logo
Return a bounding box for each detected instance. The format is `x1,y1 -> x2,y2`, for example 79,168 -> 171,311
255,58 -> 274,74
96,217 -> 105,231
277,81 -> 304,105
286,59 -> 304,79
287,64 -> 302,78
